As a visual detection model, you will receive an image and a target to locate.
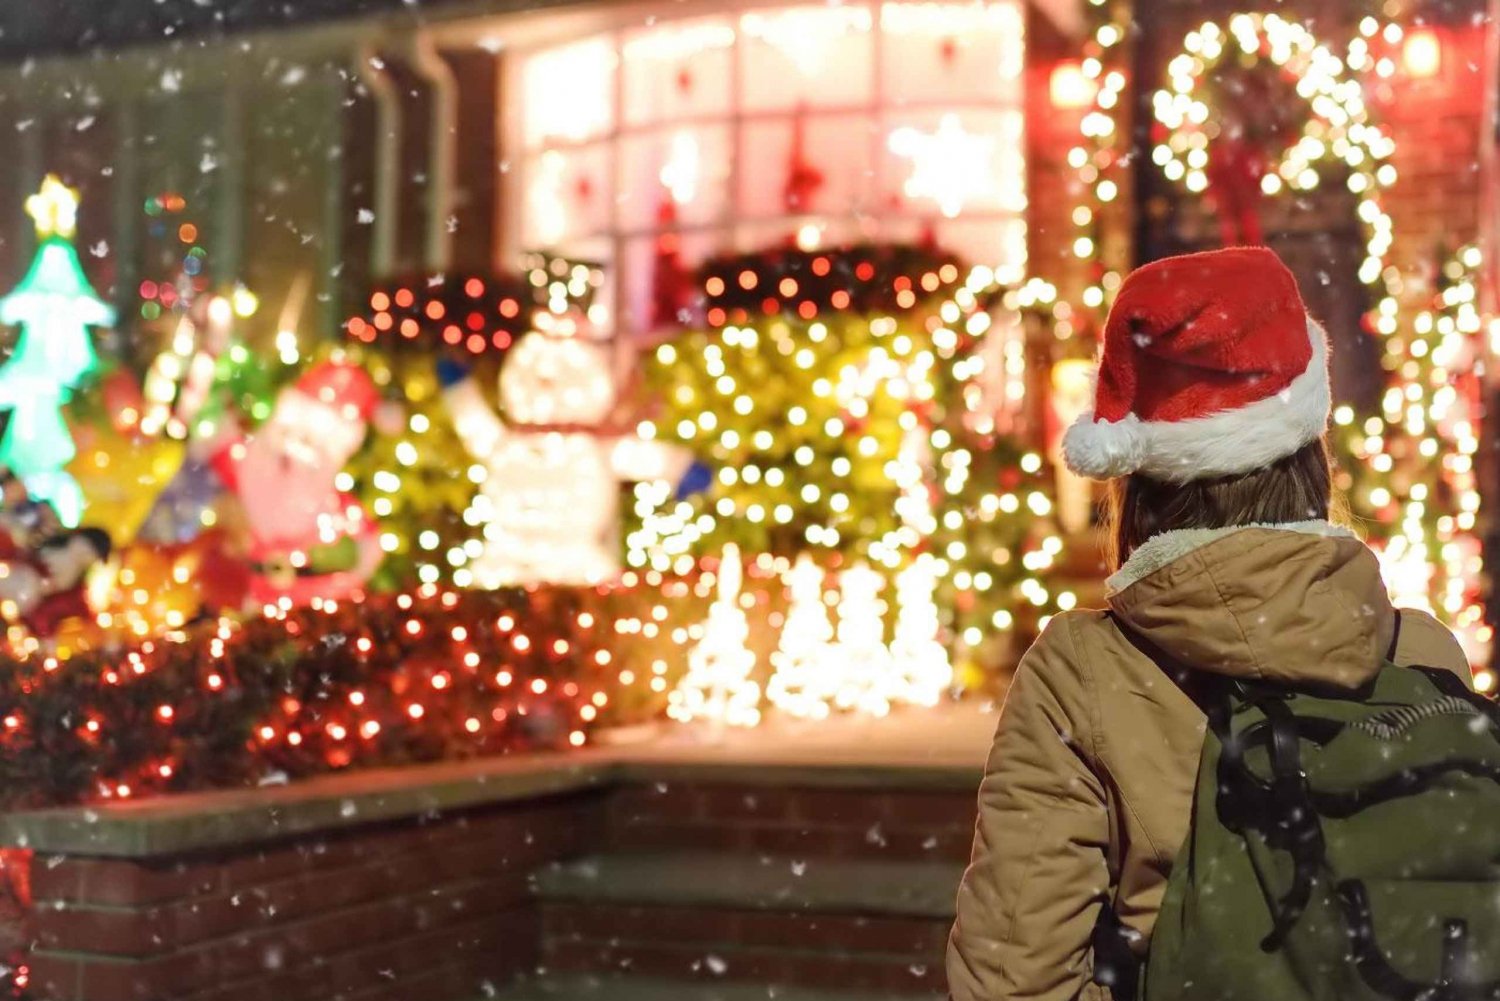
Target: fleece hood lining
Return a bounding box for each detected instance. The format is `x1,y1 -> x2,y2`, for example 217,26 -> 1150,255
1106,520 -> 1358,596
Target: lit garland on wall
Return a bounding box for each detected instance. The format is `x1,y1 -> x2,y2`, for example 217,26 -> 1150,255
1150,13 -> 1400,329
1065,0 -> 1131,324
345,257 -> 602,356
1336,244 -> 1492,687
699,244 -> 967,328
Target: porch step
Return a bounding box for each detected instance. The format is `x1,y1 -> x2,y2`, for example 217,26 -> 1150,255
496,974 -> 942,1000
533,852 -> 958,997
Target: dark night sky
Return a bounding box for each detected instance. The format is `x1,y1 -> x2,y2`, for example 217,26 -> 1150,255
0,0 -> 494,61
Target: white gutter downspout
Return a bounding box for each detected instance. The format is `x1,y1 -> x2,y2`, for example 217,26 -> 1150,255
355,44 -> 400,278
408,34 -> 458,273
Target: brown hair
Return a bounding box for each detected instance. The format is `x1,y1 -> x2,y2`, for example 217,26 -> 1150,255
1104,437 -> 1337,571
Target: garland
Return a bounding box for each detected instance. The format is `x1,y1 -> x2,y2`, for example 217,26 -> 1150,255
699,243 -> 967,327
343,254 -> 603,358
0,590 -> 613,811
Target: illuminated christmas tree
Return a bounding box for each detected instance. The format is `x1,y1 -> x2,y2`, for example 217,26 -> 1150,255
832,561 -> 896,717
668,544 -> 761,728
890,554 -> 952,707
0,176 -> 114,526
766,555 -> 836,719
631,245 -> 968,574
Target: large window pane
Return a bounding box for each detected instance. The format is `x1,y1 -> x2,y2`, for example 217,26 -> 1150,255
737,113 -> 878,221
879,2 -> 1024,109
883,110 -> 1025,219
618,125 -> 733,232
738,5 -> 875,112
622,18 -> 736,128
521,144 -> 616,247
522,36 -> 616,149
619,229 -> 727,331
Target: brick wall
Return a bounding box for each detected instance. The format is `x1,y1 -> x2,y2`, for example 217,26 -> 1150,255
606,780 -> 977,863
17,771 -> 977,1001
1370,19 -> 1489,277
1027,8 -> 1095,307
28,794 -> 600,1001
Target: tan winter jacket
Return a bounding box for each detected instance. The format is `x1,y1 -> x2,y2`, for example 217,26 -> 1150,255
947,522 -> 1473,1001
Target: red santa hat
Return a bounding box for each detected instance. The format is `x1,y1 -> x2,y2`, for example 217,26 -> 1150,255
1061,246 -> 1330,483
293,359 -> 380,424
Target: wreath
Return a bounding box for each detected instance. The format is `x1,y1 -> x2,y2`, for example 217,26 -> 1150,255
1150,13 -> 1396,302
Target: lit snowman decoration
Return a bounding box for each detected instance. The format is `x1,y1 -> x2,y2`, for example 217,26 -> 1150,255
440,313 -> 688,587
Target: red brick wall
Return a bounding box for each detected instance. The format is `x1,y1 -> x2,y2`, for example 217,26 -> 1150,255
606,781 -> 977,863
1371,20 -> 1489,278
21,778 -> 975,1001
1027,8 -> 1094,306
28,795 -> 600,1001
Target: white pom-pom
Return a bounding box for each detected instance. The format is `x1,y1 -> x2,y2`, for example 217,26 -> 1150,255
1062,412 -> 1145,480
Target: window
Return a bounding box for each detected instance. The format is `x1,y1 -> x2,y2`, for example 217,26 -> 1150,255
512,1 -> 1027,333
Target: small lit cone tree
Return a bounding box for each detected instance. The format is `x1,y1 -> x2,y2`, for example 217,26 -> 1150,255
668,544 -> 761,729
832,561 -> 897,717
766,554 -> 837,719
890,554 -> 952,707
0,176 -> 115,526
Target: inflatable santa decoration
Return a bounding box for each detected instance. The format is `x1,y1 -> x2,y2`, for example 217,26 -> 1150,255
210,359 -> 382,607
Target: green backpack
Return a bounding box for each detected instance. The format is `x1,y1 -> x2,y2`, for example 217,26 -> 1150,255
1121,627 -> 1500,1001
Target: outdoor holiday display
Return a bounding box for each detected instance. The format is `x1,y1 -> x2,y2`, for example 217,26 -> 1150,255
442,313 -> 689,588
765,555 -> 837,719
831,561 -> 896,717
0,527 -> 111,643
1150,13 -> 1397,310
0,176 -> 115,528
634,243 -> 1069,673
207,358 -> 383,607
344,266 -> 602,590
668,545 -> 761,728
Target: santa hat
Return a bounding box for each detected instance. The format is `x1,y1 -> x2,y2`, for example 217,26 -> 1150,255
293,359 -> 380,423
1061,246 -> 1330,483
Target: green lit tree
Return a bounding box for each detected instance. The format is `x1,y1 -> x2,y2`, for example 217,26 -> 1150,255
0,176 -> 114,526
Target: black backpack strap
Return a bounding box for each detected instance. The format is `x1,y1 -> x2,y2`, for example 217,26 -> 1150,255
1385,609 -> 1402,662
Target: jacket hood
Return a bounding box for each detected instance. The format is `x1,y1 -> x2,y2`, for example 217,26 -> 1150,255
1106,521 -> 1397,689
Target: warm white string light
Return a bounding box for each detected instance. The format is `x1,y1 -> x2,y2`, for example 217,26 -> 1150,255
765,555 -> 838,719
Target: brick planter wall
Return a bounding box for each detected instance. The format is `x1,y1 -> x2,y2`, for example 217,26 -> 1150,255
4,750 -> 981,1001
28,795 -> 598,1001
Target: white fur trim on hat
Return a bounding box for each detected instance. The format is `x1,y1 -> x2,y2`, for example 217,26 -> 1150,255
1062,318 -> 1330,483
